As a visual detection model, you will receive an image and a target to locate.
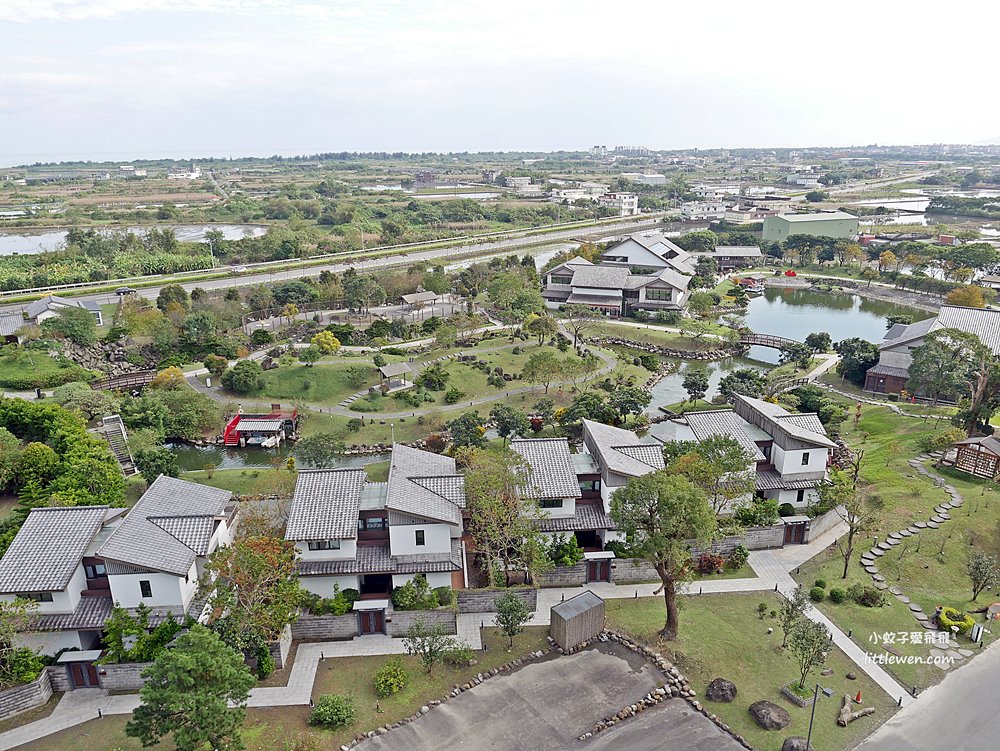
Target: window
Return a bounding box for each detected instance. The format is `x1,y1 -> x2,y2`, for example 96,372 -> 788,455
84,563 -> 106,579
550,275 -> 572,286
139,580 -> 152,598
540,498 -> 563,509
21,592 -> 53,603
645,288 -> 673,301
357,517 -> 387,531
796,489 -> 806,504
801,452 -> 810,466
415,530 -> 425,546
579,479 -> 600,492
307,539 -> 342,551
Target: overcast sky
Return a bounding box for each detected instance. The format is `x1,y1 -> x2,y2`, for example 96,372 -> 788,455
1,0 -> 997,166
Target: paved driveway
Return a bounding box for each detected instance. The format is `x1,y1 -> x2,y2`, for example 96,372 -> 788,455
361,643 -> 743,751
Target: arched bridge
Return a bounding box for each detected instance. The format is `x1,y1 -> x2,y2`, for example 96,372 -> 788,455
90,370 -> 157,392
739,333 -> 801,351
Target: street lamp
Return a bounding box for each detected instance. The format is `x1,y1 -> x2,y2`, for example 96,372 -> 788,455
806,683 -> 835,750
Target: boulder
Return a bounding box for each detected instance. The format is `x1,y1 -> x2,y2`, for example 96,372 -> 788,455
782,737 -> 815,751
749,700 -> 792,731
705,678 -> 737,703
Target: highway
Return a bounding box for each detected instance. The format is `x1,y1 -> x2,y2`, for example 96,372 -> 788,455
0,216 -> 663,315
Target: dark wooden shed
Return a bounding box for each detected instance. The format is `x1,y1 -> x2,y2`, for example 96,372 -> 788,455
550,591 -> 605,650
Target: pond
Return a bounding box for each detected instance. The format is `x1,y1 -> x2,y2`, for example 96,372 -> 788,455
167,442 -> 389,471
0,224 -> 267,256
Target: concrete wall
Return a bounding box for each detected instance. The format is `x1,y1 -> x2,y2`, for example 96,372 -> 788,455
99,662 -> 151,692
456,588 -> 538,613
299,574 -> 361,597
291,613 -> 359,641
772,444 -> 828,477
536,563 -> 587,588
108,568 -> 196,611
611,558 -> 659,584
386,610 -> 456,637
268,624 -> 292,669
391,572 -> 452,589
294,539 -> 356,562
0,671 -> 52,722
804,506 -> 842,542
389,523 -> 452,557
17,629 -> 85,656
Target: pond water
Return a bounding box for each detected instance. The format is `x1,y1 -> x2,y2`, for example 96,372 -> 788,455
0,224 -> 267,256
167,442 -> 389,471
637,287 -> 931,411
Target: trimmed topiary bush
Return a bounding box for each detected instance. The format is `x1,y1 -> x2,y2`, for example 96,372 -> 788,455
309,694 -> 355,728
374,657 -> 409,697
828,587 -> 847,604
728,544 -> 750,570
778,503 -> 796,517
809,586 -> 826,602
938,607 -> 975,634
814,579 -> 827,590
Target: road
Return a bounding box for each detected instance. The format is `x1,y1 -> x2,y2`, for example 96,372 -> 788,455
0,216 -> 662,316
861,638 -> 1000,750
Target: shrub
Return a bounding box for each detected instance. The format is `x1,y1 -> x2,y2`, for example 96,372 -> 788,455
433,586 -> 455,608
256,647 -> 276,679
250,329 -> 275,346
309,694 -> 355,729
809,586 -> 826,602
887,393 -> 900,402
443,386 -> 465,405
778,503 -> 796,517
547,533 -> 584,567
390,576 -> 439,611
442,644 -> 475,668
696,553 -> 725,575
373,657 -> 409,698
733,497 -> 780,527
757,602 -> 768,619
346,418 -> 363,432
938,607 -> 975,634
846,583 -> 888,608
814,579 -> 827,589
828,587 -> 847,604
728,544 -> 750,570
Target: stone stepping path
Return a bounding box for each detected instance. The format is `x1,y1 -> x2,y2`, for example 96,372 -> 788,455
926,520 -> 941,528
896,594 -> 911,604
913,521 -> 928,528
872,573 -> 885,582
884,538 -> 900,546
887,532 -> 902,542
908,603 -> 925,613
889,586 -> 902,596
870,548 -> 885,557
958,648 -> 974,658
864,565 -> 880,575
874,581 -> 888,590
930,515 -> 947,523
898,529 -> 913,537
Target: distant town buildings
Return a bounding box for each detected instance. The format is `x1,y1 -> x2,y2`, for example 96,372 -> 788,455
680,201 -> 727,221
117,165 -> 147,178
166,164 -> 202,180
620,172 -> 666,186
597,192 -> 639,216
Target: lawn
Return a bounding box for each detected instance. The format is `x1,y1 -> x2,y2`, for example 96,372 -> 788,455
588,322 -> 729,352
179,468 -> 296,496
365,460 -> 390,482
0,349 -> 91,390
253,360 -> 381,406
605,593 -> 896,751
16,627 -> 551,751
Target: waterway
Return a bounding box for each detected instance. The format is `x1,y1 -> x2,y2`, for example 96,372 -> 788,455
0,224 -> 267,256
639,287 -> 932,412
167,442 -> 389,471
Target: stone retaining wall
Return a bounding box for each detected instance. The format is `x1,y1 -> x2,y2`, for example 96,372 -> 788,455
536,563 -> 588,588
0,671 -> 52,722
99,662 -> 151,692
611,558 -> 659,584
386,610 -> 456,637
291,613 -> 359,641
695,524 -> 785,555
46,666 -> 72,693
456,588 -> 538,613
586,337 -> 740,362
804,506 -> 842,542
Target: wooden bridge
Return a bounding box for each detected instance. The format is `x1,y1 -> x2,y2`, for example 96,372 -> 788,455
90,370 -> 157,392
739,333 -> 801,351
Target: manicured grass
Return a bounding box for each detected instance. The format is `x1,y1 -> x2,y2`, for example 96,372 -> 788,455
365,460 -> 390,482
180,468 -> 297,496
588,322 -> 727,352
255,361 -> 380,406
16,628 -> 551,751
0,350 -> 91,389
605,593 -> 896,751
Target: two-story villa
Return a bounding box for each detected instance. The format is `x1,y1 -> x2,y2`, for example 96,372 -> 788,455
541,257 -> 692,317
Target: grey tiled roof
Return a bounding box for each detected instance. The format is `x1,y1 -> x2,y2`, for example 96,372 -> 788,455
865,363 -> 910,379
99,476 -> 232,576
32,595 -> 113,631
711,246 -> 763,257
755,470 -> 821,491
286,468 -> 367,541
583,420 -> 664,478
682,410 -> 766,461
379,362 -> 412,378
511,438 -> 582,500
149,516 -> 217,556
732,394 -> 835,448
566,293 -> 622,307
235,418 -> 284,431
535,504 -> 615,532
295,540 -> 463,576
878,316 -> 936,350
569,265 -> 630,290
0,506 -> 110,594
777,414 -> 828,436
0,315 -> 23,337
934,306 -> 1000,355
386,445 -> 464,525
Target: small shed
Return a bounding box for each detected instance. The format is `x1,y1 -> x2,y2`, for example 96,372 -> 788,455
550,591 -> 605,650
401,291 -> 440,309
378,362 -> 413,393
941,435 -> 1000,480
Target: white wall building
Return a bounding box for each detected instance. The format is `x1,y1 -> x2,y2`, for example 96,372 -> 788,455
597,192 -> 640,216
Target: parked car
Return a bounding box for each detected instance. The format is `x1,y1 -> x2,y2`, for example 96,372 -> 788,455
231,265 -> 249,274
115,286 -> 137,295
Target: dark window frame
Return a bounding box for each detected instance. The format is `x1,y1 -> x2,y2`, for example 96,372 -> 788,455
415,529 -> 426,546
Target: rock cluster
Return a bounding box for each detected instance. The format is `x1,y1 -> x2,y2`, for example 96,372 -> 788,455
587,336 -> 740,361
749,700 -> 792,731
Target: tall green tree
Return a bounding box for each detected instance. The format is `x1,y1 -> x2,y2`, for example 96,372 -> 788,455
525,314 -> 558,345
681,369 -> 709,405
820,470 -> 884,579
789,620 -> 831,690
610,471 -> 716,640
522,350 -> 562,394
562,304 -> 598,348
494,591 -> 532,649
907,328 -> 987,407
126,625 -> 256,751
489,404 -> 530,445
667,435 -> 755,515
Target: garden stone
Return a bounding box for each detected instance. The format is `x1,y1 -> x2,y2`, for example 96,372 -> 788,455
820,668 -> 834,677
926,521 -> 940,529
782,737 -> 815,751
706,678 -> 737,703
749,700 -> 792,731
846,672 -> 857,680
864,566 -> 880,575
874,581 -> 888,590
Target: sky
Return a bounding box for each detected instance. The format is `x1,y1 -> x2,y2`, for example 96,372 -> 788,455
1,0 -> 998,165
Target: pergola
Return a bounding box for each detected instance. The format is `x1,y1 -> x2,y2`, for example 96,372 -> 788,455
941,435 -> 1000,481
378,362 -> 413,393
